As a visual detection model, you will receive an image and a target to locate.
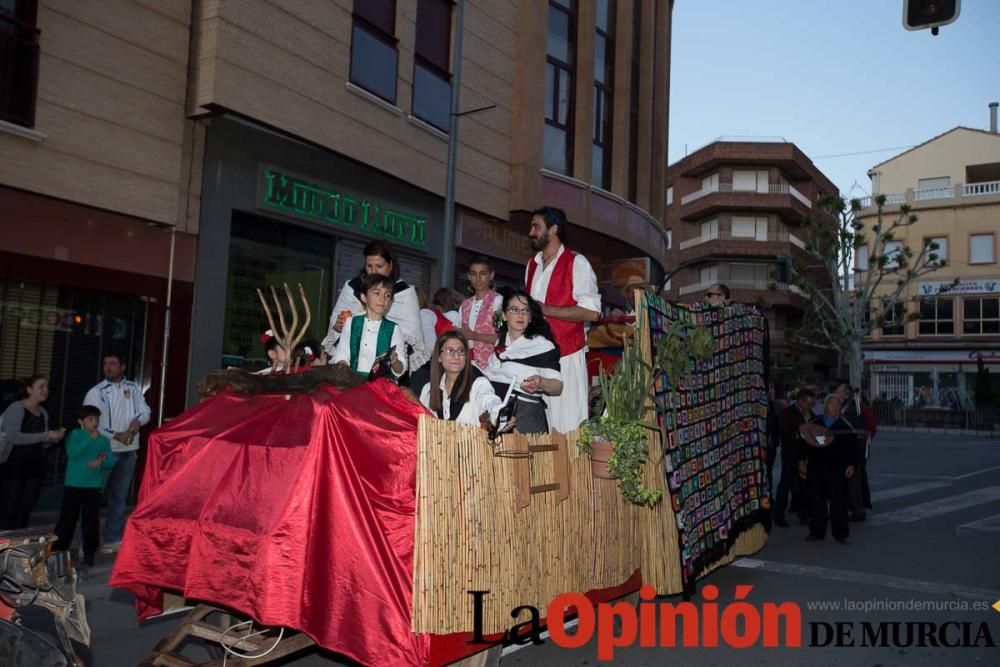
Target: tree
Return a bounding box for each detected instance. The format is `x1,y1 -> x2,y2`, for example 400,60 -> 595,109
783,194 -> 950,390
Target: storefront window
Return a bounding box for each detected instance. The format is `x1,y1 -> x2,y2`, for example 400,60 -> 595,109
223,212 -> 335,371
918,298 -> 953,336
963,297 -> 1000,335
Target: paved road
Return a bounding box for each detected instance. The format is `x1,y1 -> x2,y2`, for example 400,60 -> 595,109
32,431 -> 1000,665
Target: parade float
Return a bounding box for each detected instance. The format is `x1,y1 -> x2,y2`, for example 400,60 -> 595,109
109,286 -> 772,666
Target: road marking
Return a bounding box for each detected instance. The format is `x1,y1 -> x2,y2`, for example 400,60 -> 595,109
732,558 -> 1000,601
953,465 -> 1000,481
870,481 -> 951,502
868,473 -> 953,480
868,487 -> 1000,526
957,512 -> 1000,536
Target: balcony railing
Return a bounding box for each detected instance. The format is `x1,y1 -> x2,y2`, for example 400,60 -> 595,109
679,182 -> 812,208
858,180 -> 1000,210
677,279 -> 804,296
678,228 -> 807,251
0,11 -> 41,128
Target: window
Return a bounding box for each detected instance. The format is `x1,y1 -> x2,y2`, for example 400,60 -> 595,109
884,240 -> 902,268
970,233 -> 995,264
0,0 -> 40,127
881,301 -> 905,336
701,172 -> 719,192
700,219 -> 718,241
731,216 -> 768,241
350,0 -> 398,103
917,176 -> 951,189
412,0 -> 451,131
856,244 -> 869,271
626,0 -> 641,202
963,297 -> 1000,335
925,236 -> 947,266
666,186 -> 673,206
591,0 -> 614,189
732,169 -> 769,193
730,263 -> 770,284
918,299 -> 954,336
699,265 -> 718,285
544,0 -> 575,175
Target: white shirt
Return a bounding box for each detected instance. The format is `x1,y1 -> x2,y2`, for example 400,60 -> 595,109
322,279 -> 428,369
83,378 -> 151,453
420,308 -> 439,351
485,335 -> 562,388
420,375 -> 503,426
332,315 -> 407,376
525,244 -> 601,327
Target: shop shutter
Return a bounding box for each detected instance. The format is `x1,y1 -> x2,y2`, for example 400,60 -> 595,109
335,240 -> 431,298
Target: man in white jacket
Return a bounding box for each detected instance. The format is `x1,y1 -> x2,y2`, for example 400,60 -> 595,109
83,352 -> 150,553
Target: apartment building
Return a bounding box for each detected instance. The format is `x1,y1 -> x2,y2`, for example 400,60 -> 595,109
1,0 -> 675,414
858,120 -> 1000,407
664,139 -> 838,383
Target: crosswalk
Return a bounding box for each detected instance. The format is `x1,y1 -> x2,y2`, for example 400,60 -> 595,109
863,478 -> 1000,533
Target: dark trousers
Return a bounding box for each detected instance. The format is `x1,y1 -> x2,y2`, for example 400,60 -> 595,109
848,441 -> 872,513
808,466 -> 849,541
774,450 -> 806,520
54,486 -> 101,559
0,446 -> 47,529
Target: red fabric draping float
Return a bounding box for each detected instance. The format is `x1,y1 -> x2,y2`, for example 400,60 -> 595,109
109,381 -> 430,667
111,378 -> 643,666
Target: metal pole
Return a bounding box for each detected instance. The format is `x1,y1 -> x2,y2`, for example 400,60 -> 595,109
157,227 -> 176,427
440,0 -> 465,289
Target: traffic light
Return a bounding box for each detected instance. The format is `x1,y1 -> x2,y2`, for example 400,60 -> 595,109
903,0 -> 960,33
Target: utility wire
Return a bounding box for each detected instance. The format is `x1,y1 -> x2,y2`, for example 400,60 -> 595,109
812,145 -> 914,160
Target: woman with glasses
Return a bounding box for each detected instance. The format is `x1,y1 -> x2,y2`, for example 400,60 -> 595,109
420,331 -> 504,426
486,291 -> 563,433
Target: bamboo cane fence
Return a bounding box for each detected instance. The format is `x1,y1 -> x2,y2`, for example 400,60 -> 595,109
410,293 -> 768,634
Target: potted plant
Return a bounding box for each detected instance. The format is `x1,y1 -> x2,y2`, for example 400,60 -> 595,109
578,320 -> 715,508
578,337 -> 662,506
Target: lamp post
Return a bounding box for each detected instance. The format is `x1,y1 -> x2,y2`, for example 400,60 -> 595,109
439,0 -> 466,289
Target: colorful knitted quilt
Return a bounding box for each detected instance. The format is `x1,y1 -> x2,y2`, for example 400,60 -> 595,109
643,295 -> 770,594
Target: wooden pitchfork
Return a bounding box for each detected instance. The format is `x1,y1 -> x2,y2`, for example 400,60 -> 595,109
256,283 -> 312,374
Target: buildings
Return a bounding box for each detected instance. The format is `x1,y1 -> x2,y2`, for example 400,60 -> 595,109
858,121 -> 1000,407
664,139 -> 838,385
0,1 -> 674,498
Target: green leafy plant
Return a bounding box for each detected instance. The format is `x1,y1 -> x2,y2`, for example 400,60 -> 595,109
578,318 -> 714,507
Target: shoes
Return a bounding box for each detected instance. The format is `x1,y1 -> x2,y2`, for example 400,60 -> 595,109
774,518 -> 789,528
805,535 -> 822,543
100,541 -> 122,554
836,538 -> 851,546
849,512 -> 867,522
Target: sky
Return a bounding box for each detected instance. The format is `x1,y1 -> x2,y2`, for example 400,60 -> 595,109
668,0 -> 1000,199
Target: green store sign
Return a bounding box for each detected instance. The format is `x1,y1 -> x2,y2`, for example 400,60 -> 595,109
260,168 -> 427,248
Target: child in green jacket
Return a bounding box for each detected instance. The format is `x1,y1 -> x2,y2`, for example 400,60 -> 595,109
54,405 -> 117,566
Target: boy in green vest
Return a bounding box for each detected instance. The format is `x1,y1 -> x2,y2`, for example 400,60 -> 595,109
332,273 -> 406,378
53,405 -> 117,567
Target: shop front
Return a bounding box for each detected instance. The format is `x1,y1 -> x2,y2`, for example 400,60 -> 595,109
0,185 -> 195,504
189,118 -> 444,400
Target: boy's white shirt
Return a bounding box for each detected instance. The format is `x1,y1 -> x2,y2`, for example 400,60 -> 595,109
332,315 -> 407,376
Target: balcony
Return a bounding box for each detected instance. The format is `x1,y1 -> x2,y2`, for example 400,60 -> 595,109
681,182 -> 811,207
857,180 -> 1000,212
678,279 -> 804,296
678,228 -> 807,251
676,182 -> 813,222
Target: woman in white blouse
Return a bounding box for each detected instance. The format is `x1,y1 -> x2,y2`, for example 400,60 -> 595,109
486,290 -> 563,433
420,331 -> 503,427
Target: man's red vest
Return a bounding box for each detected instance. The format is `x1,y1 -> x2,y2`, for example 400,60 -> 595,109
526,247 -> 585,357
